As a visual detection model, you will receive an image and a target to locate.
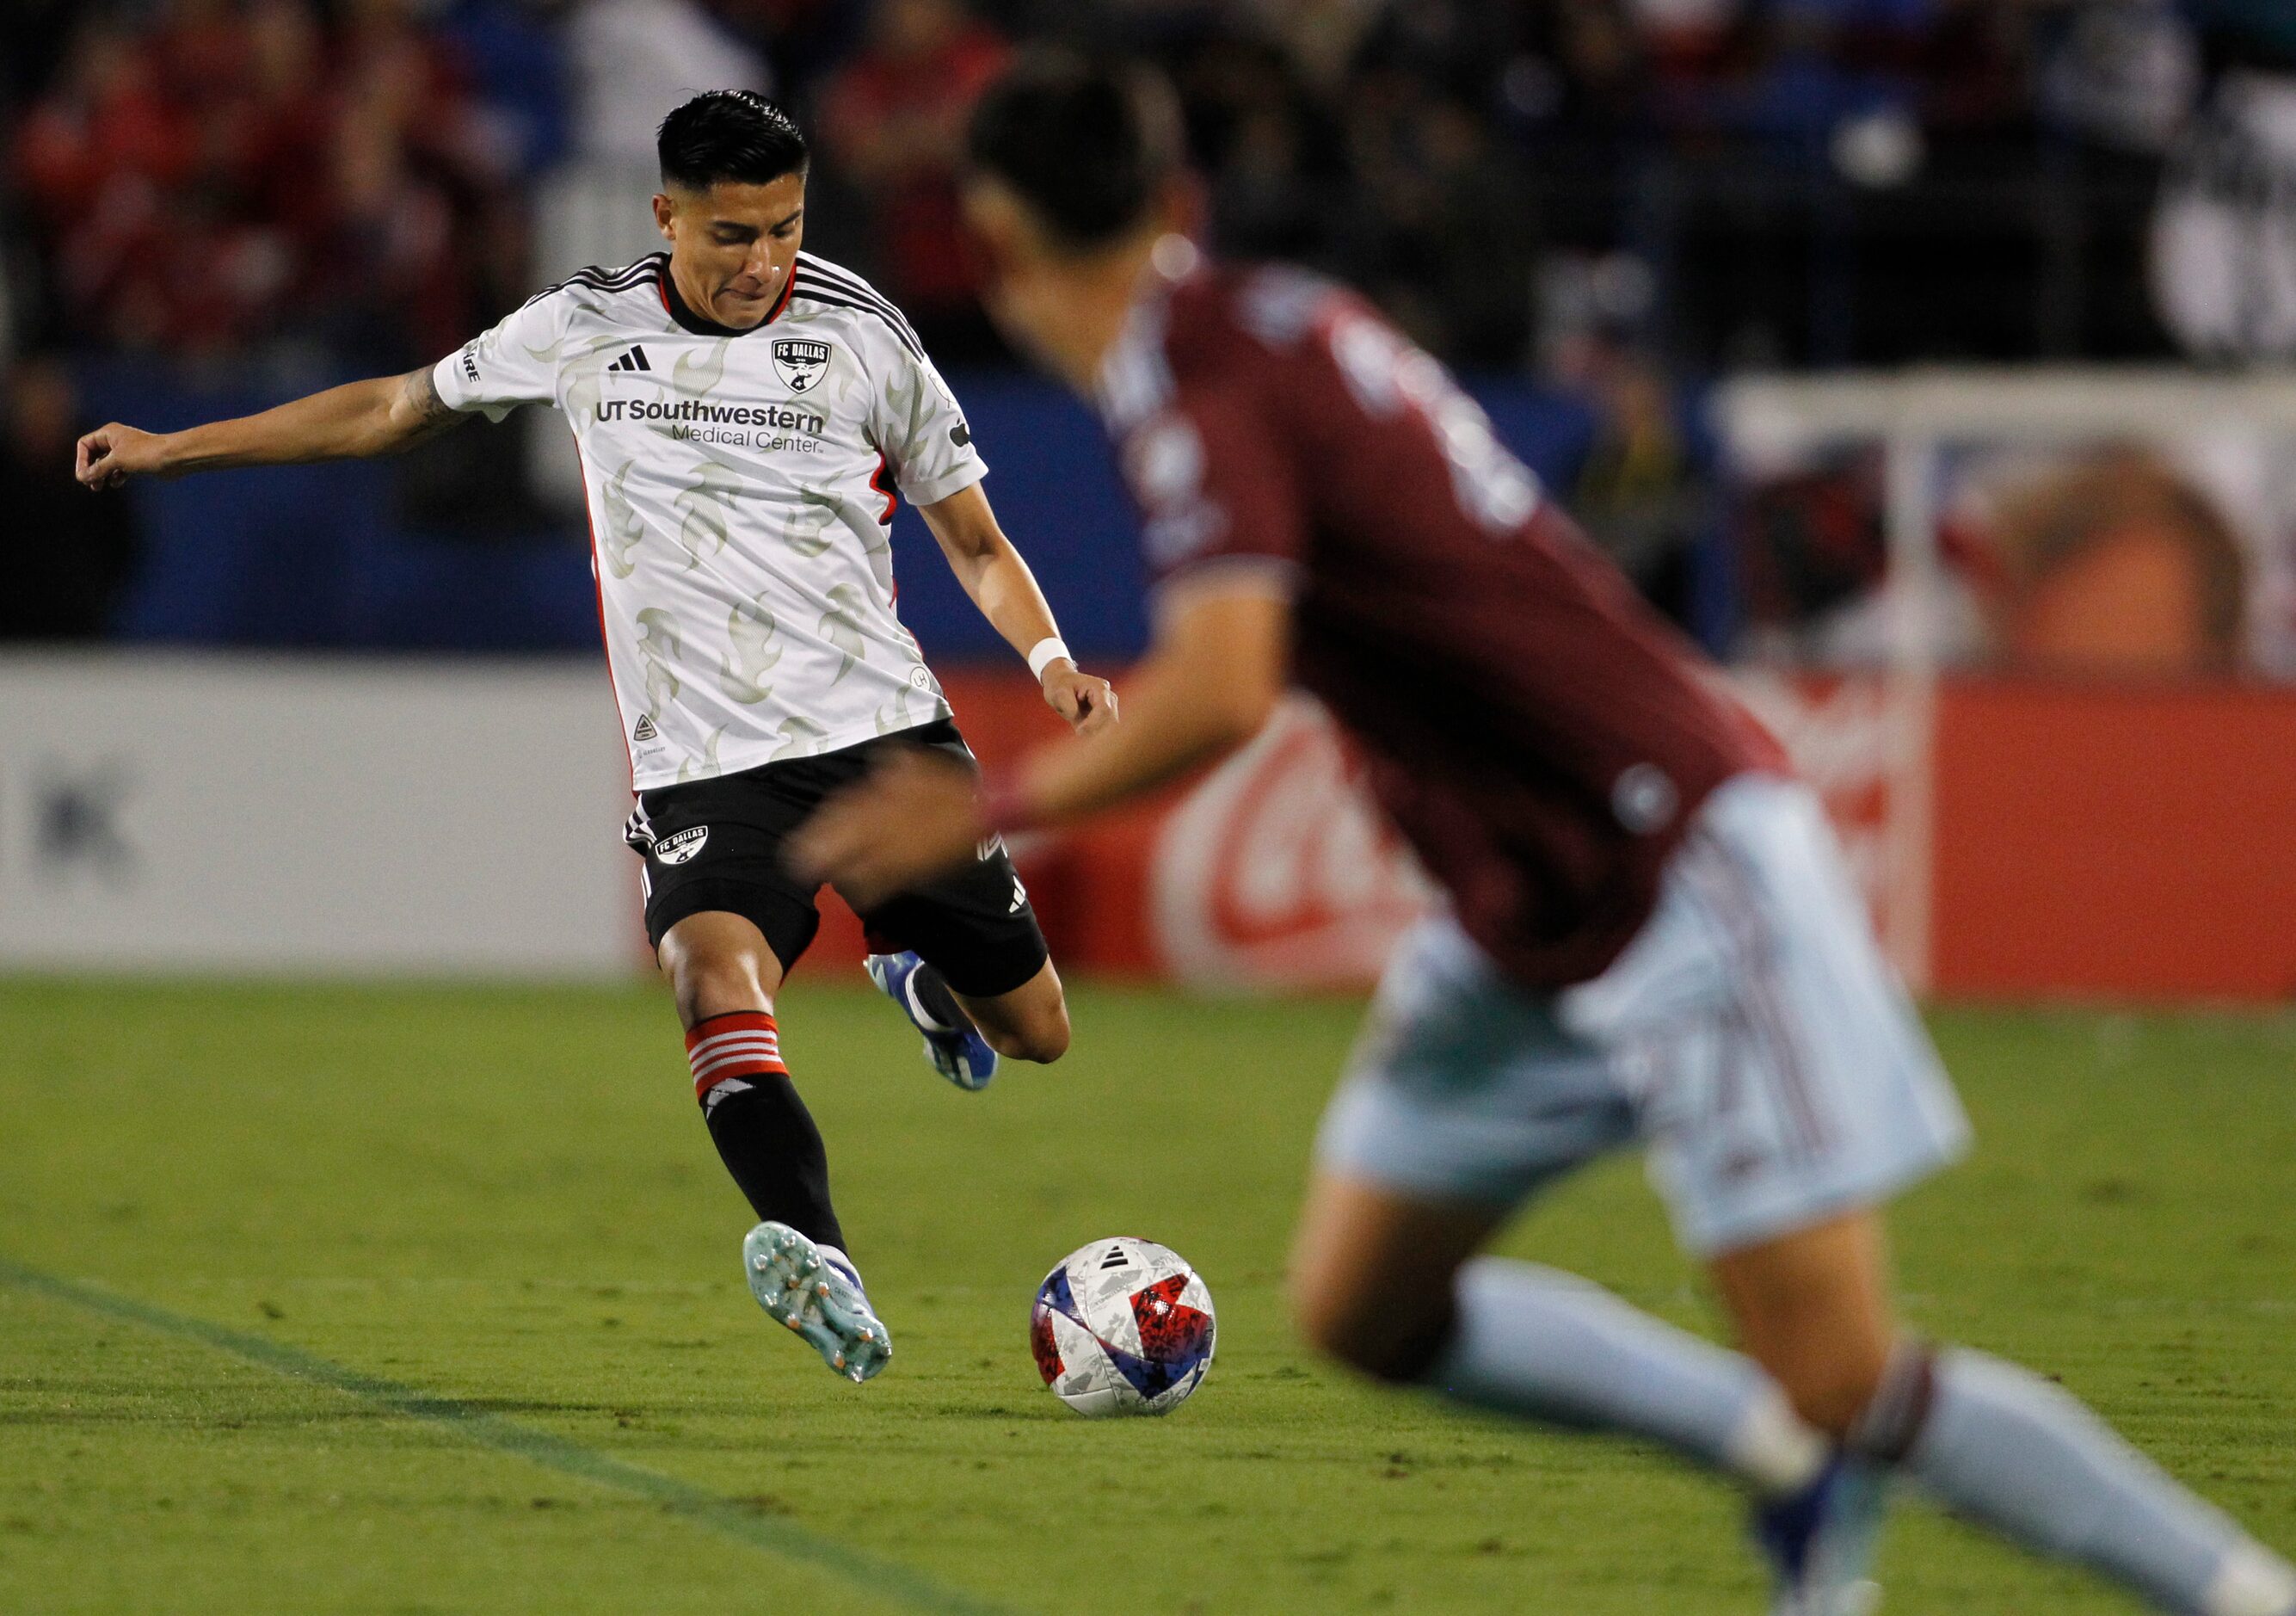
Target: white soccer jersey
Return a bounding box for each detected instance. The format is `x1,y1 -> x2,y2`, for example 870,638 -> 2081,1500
432,250 -> 988,789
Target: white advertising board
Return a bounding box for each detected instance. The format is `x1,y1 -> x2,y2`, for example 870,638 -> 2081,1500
0,655 -> 640,975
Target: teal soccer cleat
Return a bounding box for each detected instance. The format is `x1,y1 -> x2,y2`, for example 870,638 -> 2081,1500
865,950 -> 998,1091
1753,1454 -> 1888,1616
742,1221 -> 891,1383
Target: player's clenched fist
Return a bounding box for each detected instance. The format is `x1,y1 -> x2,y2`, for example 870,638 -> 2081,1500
1042,665 -> 1118,735
75,423 -> 168,490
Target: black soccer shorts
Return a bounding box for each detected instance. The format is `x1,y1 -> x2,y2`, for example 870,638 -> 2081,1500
623,718 -> 1050,998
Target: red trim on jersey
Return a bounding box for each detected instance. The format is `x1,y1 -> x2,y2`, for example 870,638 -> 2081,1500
654,256 -> 798,330
571,444 -> 637,786
764,259 -> 797,324
870,454 -> 898,525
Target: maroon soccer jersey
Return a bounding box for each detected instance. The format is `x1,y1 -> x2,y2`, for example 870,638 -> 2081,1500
1098,257 -> 1788,988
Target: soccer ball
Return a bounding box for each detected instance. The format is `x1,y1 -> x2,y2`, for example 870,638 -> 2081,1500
1030,1237 -> 1216,1417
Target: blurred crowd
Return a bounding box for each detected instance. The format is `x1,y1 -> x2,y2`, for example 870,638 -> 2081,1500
10,0 -> 2296,374
7,0 -> 554,370
7,0 -> 2296,668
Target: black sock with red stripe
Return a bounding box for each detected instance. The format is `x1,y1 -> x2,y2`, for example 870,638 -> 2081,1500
686,1011 -> 846,1254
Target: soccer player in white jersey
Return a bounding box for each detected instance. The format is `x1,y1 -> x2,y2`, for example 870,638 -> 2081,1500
75,90 -> 1117,1385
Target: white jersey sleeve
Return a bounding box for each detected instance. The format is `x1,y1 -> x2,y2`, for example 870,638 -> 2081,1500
870,339 -> 988,507
432,293 -> 570,423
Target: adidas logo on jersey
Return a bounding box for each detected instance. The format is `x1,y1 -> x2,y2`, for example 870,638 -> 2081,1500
631,714 -> 659,743
607,346 -> 654,373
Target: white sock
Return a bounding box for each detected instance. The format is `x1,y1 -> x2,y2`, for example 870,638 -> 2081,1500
1425,1258 -> 1826,1496
1896,1348 -> 2294,1616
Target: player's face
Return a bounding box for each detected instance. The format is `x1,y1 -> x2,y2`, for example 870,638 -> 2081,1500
655,173 -> 807,330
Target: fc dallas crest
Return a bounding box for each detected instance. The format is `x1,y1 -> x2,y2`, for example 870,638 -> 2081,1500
773,337 -> 830,393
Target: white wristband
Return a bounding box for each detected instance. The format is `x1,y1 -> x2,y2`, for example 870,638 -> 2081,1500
1026,637 -> 1073,680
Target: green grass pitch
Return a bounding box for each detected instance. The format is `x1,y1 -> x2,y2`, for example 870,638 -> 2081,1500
3,978 -> 2292,1613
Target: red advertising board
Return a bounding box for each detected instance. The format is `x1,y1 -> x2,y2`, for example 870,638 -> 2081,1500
803,670 -> 2296,1005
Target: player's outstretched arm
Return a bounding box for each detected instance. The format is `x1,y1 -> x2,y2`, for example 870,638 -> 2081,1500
75,365 -> 468,490
791,578 -> 1286,907
1001,579 -> 1285,817
918,483 -> 1117,734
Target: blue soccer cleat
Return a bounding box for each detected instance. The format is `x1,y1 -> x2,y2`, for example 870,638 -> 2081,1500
1752,1453 -> 1889,1616
742,1221 -> 891,1383
865,950 -> 997,1091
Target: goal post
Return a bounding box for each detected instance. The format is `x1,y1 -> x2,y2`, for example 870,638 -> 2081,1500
1711,366 -> 2296,994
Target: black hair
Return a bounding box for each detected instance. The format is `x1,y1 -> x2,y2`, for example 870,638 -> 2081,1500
965,51 -> 1181,251
657,89 -> 809,191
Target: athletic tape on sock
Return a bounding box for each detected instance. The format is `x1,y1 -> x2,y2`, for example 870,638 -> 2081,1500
686,1011 -> 788,1108
1847,1340 -> 1938,1464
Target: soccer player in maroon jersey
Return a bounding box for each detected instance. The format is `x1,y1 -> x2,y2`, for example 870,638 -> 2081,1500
794,54 -> 2296,1616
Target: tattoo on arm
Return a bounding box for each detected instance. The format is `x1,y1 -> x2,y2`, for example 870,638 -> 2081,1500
397,365 -> 467,447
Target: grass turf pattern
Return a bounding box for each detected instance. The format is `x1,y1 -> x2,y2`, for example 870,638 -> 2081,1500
2,979 -> 2292,1613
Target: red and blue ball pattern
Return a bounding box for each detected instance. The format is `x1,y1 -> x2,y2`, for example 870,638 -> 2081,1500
1031,1238 -> 1216,1416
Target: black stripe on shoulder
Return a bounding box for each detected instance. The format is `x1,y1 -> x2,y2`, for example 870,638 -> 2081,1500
519,274 -> 648,313
797,259 -> 927,348
795,254 -> 885,298
791,289 -> 927,362
520,256 -> 664,311
796,252 -> 877,293
560,262 -> 660,296
797,257 -> 925,343
791,288 -> 927,363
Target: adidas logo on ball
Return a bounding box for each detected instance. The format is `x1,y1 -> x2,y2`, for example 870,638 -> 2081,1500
1032,1238 -> 1216,1417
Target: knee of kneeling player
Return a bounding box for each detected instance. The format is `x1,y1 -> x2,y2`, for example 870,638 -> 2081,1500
1289,1275 -> 1446,1385
1779,1354 -> 1892,1440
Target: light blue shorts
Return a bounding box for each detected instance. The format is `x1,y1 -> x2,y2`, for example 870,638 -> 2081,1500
1314,774 -> 1972,1256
